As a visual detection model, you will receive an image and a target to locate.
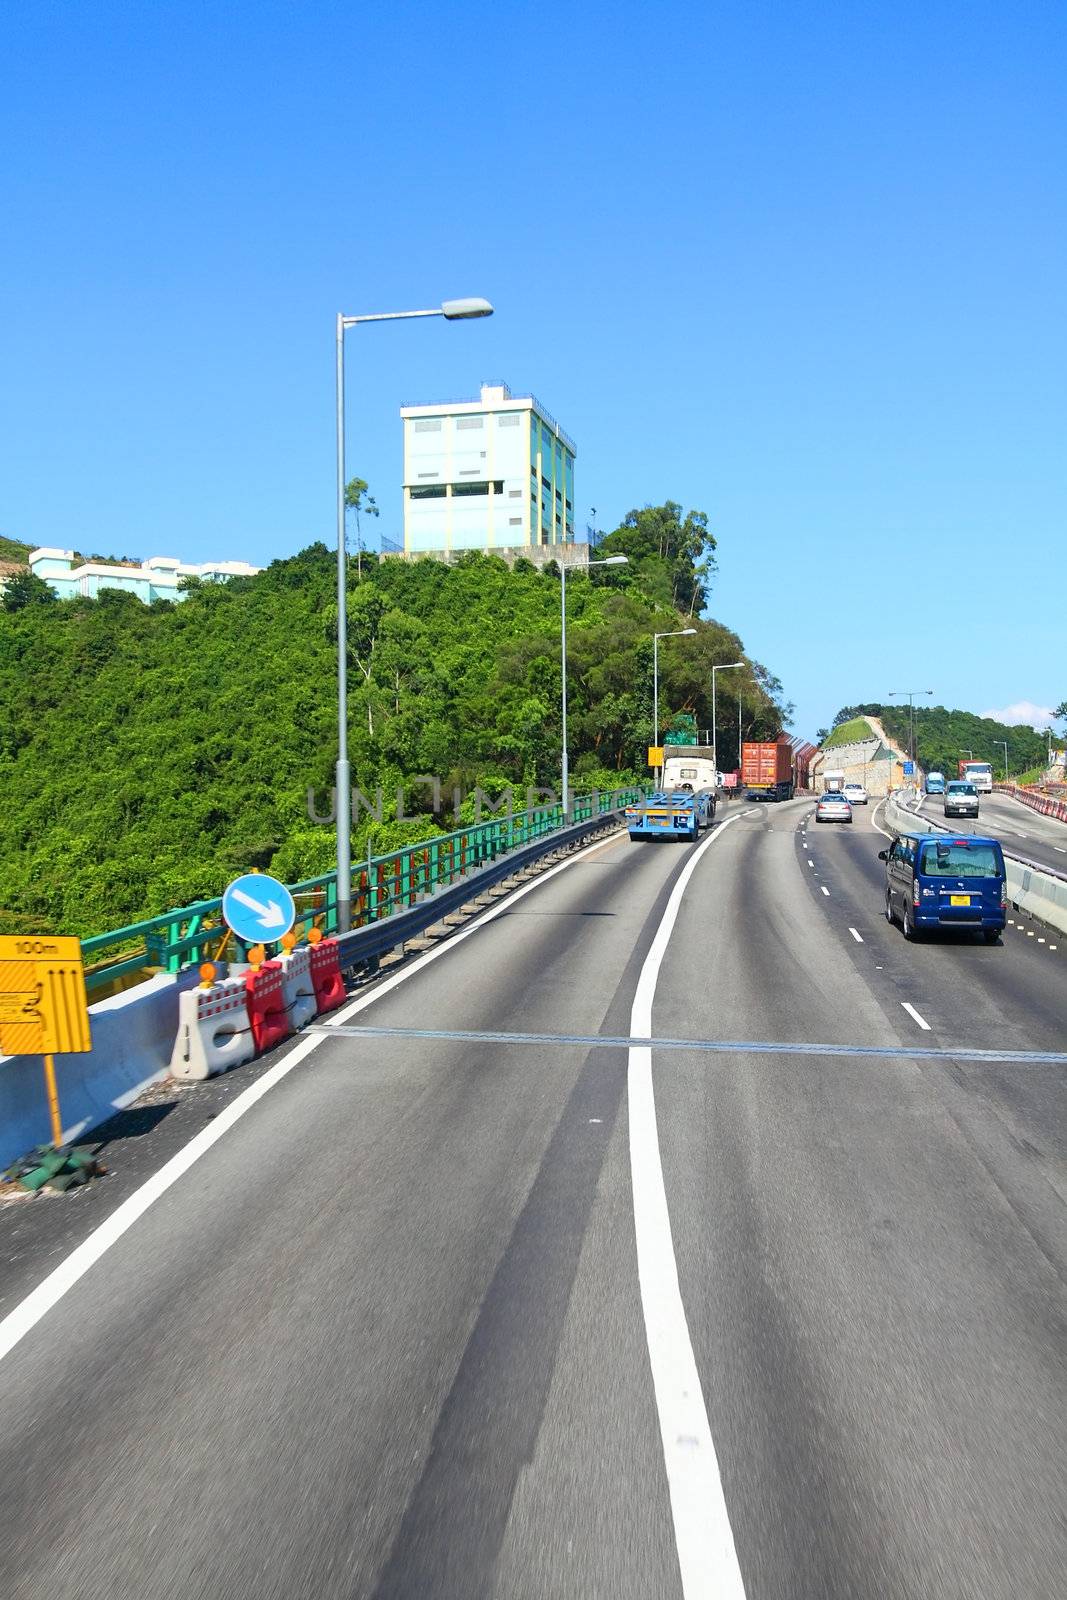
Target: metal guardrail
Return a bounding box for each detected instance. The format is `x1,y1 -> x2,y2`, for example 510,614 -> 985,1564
79,789 -> 647,995
334,807 -> 629,973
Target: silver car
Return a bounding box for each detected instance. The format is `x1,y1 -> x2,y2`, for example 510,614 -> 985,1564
944,781 -> 979,819
816,793 -> 853,824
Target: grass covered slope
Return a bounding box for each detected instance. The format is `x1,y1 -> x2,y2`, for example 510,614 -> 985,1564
1,538 -> 789,936
823,717 -> 875,747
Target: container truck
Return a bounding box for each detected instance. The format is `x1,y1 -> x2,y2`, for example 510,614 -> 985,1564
741,738 -> 795,802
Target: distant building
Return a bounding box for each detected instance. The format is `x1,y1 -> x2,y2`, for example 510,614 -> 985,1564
400,382 -> 576,555
28,549 -> 261,604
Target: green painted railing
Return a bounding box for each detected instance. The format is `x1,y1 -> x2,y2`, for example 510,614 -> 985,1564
80,788 -> 646,995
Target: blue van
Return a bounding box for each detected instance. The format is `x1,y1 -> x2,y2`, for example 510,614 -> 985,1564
924,770 -> 945,795
879,833 -> 1007,942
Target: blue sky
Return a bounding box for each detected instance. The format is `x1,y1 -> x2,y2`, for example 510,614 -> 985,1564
3,0 -> 1064,737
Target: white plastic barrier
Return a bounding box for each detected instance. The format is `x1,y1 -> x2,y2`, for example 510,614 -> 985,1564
278,946 -> 318,1032
0,969 -> 201,1171
169,974 -> 257,1080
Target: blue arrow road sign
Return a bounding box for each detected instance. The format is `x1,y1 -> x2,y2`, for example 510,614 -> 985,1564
222,873 -> 296,944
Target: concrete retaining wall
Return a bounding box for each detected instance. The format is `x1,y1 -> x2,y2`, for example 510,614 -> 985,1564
0,968 -> 200,1172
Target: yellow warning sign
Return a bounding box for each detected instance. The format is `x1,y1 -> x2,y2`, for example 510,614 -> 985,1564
648,746 -> 664,768
0,935 -> 91,1056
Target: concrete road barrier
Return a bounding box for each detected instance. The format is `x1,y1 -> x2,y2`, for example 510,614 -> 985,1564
0,969 -> 200,1173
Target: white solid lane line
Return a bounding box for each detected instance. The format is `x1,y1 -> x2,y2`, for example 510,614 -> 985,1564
629,816 -> 748,1599
901,1002 -> 931,1031
0,828 -> 626,1367
849,928 -> 863,942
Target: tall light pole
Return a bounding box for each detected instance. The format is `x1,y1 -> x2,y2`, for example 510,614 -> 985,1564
653,628 -> 697,782
888,688 -> 933,771
335,297 -> 493,932
996,740 -> 1008,783
711,661 -> 744,781
560,554 -> 628,816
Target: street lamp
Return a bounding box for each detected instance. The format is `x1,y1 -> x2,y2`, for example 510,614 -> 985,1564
888,688 -> 933,770
560,554 -> 628,817
995,740 -> 1008,783
335,297 -> 493,932
653,628 -> 697,780
711,662 -> 744,782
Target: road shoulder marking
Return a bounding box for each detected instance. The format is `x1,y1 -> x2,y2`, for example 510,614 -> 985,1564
901,1001 -> 931,1031
628,816 -> 748,1598
849,928 -> 863,942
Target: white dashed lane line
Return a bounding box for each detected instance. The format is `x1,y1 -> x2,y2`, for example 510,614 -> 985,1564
848,928 -> 863,942
901,1002 -> 931,1031
820,886 -> 830,896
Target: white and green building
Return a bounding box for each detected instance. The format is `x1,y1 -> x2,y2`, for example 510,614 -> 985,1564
401,382 -> 576,555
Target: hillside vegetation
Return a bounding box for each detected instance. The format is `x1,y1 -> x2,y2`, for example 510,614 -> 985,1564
823,716 -> 875,747
829,704 -> 1047,777
0,535 -> 31,565
0,504 -> 791,937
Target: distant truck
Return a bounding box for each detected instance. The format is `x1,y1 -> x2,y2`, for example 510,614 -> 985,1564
925,770 -> 945,794
662,747 -> 718,794
958,759 -> 993,793
742,738 -> 795,802
821,768 -> 846,793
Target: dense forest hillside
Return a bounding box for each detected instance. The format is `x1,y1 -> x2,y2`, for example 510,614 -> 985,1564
827,703 -> 1048,777
0,505 -> 790,936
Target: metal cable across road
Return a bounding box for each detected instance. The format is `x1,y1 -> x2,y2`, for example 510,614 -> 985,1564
312,1023 -> 1067,1065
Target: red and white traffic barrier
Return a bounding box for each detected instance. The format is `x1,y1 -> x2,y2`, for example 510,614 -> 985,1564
278,945 -> 317,1032
170,974 -> 257,1080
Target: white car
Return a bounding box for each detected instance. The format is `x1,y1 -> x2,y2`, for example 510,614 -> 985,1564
842,782 -> 868,806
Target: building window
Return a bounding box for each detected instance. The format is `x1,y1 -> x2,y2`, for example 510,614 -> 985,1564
456,415 -> 483,431
409,484 -> 446,499
508,516 -> 522,526
508,489 -> 522,498
451,476 -> 502,496
414,418 -> 442,432
497,413 -> 520,428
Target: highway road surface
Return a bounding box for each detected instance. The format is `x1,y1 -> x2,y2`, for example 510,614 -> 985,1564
0,799 -> 1064,1599
912,788 -> 1067,875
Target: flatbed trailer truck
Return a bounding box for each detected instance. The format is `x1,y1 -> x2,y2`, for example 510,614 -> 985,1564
626,788 -> 715,841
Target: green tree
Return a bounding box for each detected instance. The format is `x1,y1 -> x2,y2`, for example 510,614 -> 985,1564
2,570 -> 57,611
598,502 -> 716,615
345,476 -> 379,579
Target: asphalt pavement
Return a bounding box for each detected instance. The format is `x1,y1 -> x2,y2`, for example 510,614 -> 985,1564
0,800 -> 1064,1599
